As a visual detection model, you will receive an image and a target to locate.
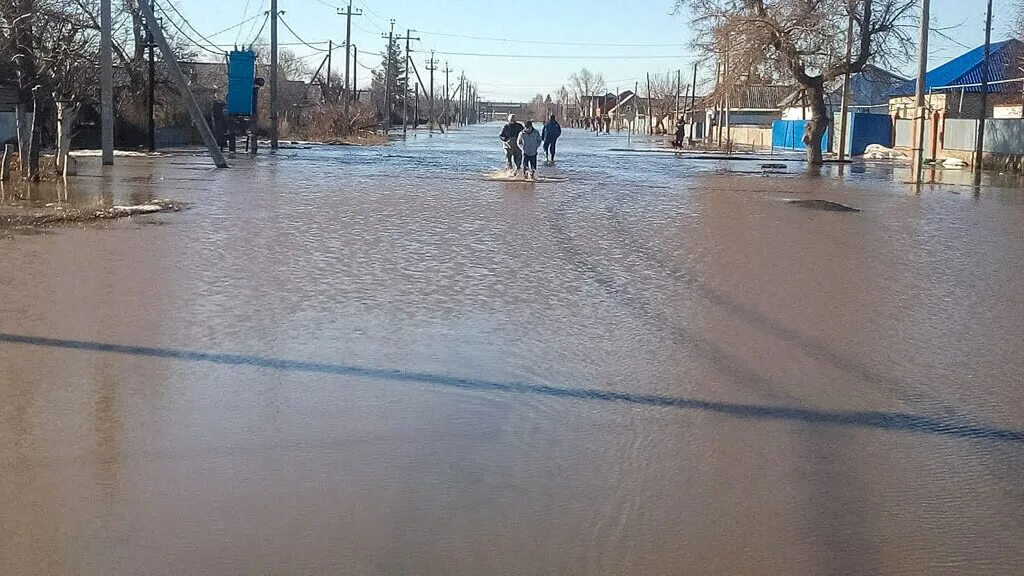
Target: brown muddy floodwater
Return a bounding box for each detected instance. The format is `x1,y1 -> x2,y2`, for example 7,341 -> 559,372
1,127 -> 1023,574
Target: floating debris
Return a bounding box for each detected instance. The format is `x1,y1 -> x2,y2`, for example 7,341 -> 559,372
785,199 -> 861,212
0,199 -> 187,228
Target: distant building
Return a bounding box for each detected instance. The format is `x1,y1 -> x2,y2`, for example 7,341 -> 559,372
781,65 -> 908,119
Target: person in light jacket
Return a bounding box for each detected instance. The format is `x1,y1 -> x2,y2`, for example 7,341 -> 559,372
517,120 -> 543,180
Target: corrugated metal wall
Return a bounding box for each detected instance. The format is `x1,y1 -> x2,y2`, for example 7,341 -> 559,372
941,119 -> 1024,154
943,119 -> 978,151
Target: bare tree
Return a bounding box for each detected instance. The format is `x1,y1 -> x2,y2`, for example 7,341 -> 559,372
568,68 -> 606,117
647,72 -> 680,133
677,0 -> 916,164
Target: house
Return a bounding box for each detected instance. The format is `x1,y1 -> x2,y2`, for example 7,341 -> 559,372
887,39 -> 1024,161
781,65 -> 908,119
888,39 -> 1024,119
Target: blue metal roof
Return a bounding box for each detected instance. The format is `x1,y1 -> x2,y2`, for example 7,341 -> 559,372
891,39 -> 1024,95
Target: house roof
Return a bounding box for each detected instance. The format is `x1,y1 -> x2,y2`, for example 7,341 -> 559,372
891,39 -> 1024,95
728,85 -> 791,110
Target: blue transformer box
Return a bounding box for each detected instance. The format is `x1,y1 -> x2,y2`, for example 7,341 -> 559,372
227,50 -> 257,116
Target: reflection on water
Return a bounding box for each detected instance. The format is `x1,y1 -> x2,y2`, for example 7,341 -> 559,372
1,126 -> 1022,574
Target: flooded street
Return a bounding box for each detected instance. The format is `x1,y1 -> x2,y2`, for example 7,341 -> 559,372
2,125 -> 1023,574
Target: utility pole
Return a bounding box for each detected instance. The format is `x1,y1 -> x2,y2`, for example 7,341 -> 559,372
351,44 -> 357,104
100,0 -> 114,165
427,51 -> 438,132
837,0 -> 855,162
270,0 -> 279,150
646,73 -> 653,136
443,63 -> 452,127
460,73 -> 466,126
675,69 -> 681,121
147,22 -> 156,152
398,29 -> 420,140
911,0 -> 930,184
382,20 -> 395,134
326,40 -> 332,97
138,0 -> 227,167
414,83 -> 420,130
339,0 -> 361,117
690,62 -> 698,141
974,0 -> 994,185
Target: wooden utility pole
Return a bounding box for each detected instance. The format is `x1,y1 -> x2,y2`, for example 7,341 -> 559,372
100,0 -> 114,165
138,0 -> 227,167
339,0 -> 361,116
675,69 -> 681,121
646,73 -> 653,135
460,73 -> 466,126
911,0 -> 930,183
351,44 -> 357,103
326,41 -> 332,96
443,63 -> 452,126
690,62 -> 698,141
382,20 -> 395,134
974,0 -> 994,185
427,51 -> 438,132
270,0 -> 279,150
837,0 -> 855,162
399,29 -> 420,139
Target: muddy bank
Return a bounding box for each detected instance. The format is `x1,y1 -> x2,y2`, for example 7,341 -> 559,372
0,198 -> 187,228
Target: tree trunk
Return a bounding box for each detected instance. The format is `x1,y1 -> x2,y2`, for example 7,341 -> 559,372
802,82 -> 829,166
16,104 -> 31,175
56,100 -> 81,178
27,89 -> 41,181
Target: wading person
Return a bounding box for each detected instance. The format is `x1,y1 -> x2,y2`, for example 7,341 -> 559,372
542,114 -> 562,163
499,114 -> 525,175
517,120 -> 543,180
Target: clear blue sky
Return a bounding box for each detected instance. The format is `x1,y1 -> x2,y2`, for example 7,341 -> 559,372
173,0 -> 1018,101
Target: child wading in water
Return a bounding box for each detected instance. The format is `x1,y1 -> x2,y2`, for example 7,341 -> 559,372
517,121 -> 543,180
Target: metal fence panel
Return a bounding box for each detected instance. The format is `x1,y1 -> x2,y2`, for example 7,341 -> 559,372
943,119 -> 978,151
984,119 -> 1024,155
894,119 -> 913,148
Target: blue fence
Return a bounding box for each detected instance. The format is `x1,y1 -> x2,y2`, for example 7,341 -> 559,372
847,113 -> 892,155
772,119 -> 830,152
773,114 -> 891,155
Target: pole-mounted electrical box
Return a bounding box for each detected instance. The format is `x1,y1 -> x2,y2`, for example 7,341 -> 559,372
227,50 -> 257,116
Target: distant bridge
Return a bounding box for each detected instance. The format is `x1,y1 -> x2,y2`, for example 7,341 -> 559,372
480,101 -> 527,122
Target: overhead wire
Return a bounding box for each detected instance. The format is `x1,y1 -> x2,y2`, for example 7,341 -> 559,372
431,50 -> 694,60
156,6 -> 225,56
278,14 -> 329,52
417,30 -> 689,48
160,1 -> 226,54
235,0 -> 254,44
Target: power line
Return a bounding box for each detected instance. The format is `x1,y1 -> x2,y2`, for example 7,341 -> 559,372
161,1 -> 225,54
278,14 -> 329,52
431,50 -> 694,60
249,13 -> 270,46
157,6 -> 225,56
417,30 -> 689,48
234,0 -> 254,43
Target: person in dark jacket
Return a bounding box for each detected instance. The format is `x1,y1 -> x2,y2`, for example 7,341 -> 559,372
499,114 -> 525,174
541,115 -> 562,163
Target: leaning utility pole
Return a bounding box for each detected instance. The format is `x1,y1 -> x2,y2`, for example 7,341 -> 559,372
339,0 -> 361,116
427,51 -> 438,132
911,0 -> 930,184
646,73 -> 653,136
100,0 -> 114,165
974,0 -> 994,185
270,0 -> 279,150
837,0 -> 855,162
138,0 -> 227,167
351,44 -> 358,103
